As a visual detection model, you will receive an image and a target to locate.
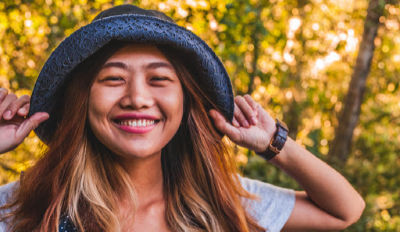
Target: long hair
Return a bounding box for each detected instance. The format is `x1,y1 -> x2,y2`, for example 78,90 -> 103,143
1,41 -> 265,232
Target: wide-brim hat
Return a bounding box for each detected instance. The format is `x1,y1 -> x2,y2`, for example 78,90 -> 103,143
28,4 -> 234,143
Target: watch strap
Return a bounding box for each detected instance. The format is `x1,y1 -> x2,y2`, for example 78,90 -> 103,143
256,119 -> 289,160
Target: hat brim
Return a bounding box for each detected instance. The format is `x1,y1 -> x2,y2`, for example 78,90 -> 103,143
29,14 -> 234,143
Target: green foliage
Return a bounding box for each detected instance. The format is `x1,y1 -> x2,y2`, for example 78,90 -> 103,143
1,0 -> 400,231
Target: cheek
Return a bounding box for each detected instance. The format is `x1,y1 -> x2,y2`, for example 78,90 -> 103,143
88,88 -> 105,121
161,88 -> 184,120
88,86 -> 117,128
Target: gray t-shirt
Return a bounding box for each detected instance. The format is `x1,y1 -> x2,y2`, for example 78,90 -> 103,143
0,176 -> 295,232
239,176 -> 295,231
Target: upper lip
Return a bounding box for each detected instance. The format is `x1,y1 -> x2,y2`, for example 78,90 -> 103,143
113,113 -> 160,121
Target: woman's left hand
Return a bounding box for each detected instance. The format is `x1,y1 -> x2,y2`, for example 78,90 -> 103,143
209,95 -> 276,153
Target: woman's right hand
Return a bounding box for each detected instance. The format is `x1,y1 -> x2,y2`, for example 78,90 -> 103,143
0,88 -> 49,154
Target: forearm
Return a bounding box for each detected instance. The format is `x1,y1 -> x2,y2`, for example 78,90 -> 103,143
270,137 -> 365,225
209,95 -> 365,229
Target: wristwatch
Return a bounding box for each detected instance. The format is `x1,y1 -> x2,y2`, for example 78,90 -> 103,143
256,119 -> 289,160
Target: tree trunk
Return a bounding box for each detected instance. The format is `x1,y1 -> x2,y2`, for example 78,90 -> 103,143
328,0 -> 386,163
247,9 -> 261,95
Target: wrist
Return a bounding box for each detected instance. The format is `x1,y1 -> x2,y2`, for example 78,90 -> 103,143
268,137 -> 293,165
256,119 -> 289,160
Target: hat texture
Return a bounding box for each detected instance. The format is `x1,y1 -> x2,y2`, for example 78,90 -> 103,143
29,4 -> 234,142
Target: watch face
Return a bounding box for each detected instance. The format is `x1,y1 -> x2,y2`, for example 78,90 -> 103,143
277,119 -> 289,132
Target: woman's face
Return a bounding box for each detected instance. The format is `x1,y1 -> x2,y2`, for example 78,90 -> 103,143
88,44 -> 184,160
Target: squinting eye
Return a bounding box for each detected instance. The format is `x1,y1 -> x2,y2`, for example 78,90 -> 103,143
151,76 -> 169,81
103,76 -> 124,81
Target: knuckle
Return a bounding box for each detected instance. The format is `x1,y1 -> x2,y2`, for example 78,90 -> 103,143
20,95 -> 30,101
6,94 -> 17,102
0,95 -> 14,109
7,105 -> 18,113
234,95 -> 244,102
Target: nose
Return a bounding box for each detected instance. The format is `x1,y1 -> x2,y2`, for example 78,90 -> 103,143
119,77 -> 154,110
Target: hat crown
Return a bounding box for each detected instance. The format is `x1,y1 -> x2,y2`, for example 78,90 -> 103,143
92,4 -> 174,23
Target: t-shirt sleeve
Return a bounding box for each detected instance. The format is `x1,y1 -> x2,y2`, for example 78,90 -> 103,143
0,181 -> 18,232
239,176 -> 295,232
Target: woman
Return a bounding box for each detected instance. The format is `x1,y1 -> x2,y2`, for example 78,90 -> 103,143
0,4 -> 364,232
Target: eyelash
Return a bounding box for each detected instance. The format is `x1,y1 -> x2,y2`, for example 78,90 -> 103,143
101,76 -> 170,83
151,76 -> 169,81
104,76 -> 124,81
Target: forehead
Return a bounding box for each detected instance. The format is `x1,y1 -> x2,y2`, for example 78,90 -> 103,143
105,44 -> 171,65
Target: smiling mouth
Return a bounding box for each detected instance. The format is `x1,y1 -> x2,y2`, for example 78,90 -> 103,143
114,119 -> 160,128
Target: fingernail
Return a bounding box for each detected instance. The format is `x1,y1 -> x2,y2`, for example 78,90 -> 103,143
210,111 -> 217,119
41,113 -> 50,119
3,110 -> 11,119
251,116 -> 258,125
243,120 -> 250,128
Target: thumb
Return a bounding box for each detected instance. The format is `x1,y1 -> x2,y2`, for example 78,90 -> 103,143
209,109 -> 241,142
16,112 -> 49,139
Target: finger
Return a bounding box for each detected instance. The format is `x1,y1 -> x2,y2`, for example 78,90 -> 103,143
0,88 -> 8,102
0,94 -> 17,120
234,102 -> 250,128
209,110 -> 242,142
3,95 -> 30,120
232,117 -> 240,127
16,112 -> 49,140
243,95 -> 259,113
17,103 -> 30,117
235,96 -> 257,125
256,103 -> 273,120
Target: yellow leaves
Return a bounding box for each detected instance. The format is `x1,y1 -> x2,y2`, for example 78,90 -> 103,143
259,59 -> 274,74
50,15 -> 59,24
95,0 -> 112,4
73,5 -> 84,18
209,19 -> 218,31
0,76 -> 9,89
9,9 -> 23,34
235,146 -> 248,166
387,83 -> 395,92
14,88 -> 32,97
376,194 -> 394,210
0,13 -> 8,33
367,193 -> 400,230
288,17 -> 302,36
285,90 -> 293,100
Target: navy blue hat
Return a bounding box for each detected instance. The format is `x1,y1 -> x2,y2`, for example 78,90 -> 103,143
28,4 -> 234,143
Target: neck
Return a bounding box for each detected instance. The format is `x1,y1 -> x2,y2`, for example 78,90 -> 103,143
117,151 -> 167,229
118,151 -> 164,206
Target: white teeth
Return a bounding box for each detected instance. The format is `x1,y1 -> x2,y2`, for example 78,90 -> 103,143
118,119 -> 155,127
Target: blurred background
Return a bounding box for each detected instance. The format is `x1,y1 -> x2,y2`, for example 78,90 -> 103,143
0,0 -> 399,231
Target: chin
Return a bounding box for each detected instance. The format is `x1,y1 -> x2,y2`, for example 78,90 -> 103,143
113,147 -> 162,160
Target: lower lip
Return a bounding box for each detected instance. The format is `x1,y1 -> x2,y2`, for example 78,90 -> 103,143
114,122 -> 157,134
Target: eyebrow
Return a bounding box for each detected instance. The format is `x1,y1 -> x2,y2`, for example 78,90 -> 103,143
101,61 -> 174,71
145,62 -> 174,70
101,62 -> 128,70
